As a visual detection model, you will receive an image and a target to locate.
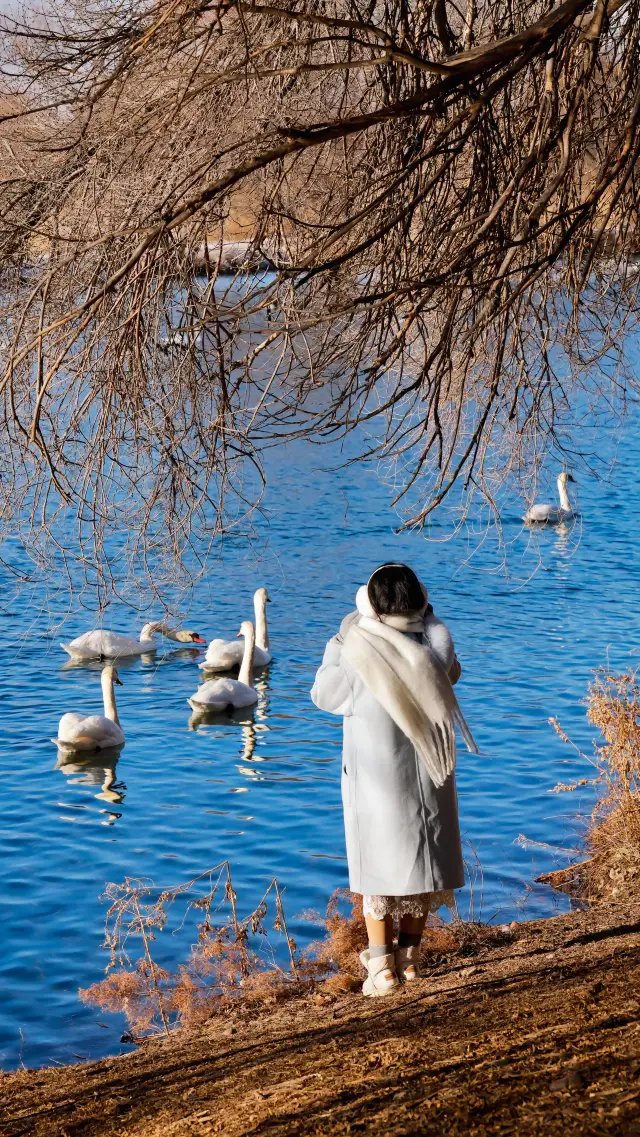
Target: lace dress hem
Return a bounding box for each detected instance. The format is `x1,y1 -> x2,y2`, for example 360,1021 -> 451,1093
362,890 -> 456,921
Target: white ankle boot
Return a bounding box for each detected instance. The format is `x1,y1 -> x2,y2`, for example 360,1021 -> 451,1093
359,949 -> 400,997
395,944 -> 421,982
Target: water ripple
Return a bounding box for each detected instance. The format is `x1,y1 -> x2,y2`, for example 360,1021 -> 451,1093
1,410 -> 640,1068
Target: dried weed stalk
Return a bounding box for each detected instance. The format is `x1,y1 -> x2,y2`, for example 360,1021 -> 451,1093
539,670 -> 640,900
81,862 -> 306,1038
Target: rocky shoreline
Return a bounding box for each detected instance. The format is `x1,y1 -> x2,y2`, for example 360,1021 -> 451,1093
2,899 -> 640,1136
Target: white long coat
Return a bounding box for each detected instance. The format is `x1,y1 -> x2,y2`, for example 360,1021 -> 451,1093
311,611 -> 465,896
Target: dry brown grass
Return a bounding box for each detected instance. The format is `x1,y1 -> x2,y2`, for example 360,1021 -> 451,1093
81,873 -> 514,1040
303,890 -> 367,995
7,900 -> 640,1137
81,883 -> 375,1035
538,671 -> 640,902
301,890 -> 511,994
80,865 -> 312,1039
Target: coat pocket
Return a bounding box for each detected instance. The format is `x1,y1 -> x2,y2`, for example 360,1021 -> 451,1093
341,762 -> 350,808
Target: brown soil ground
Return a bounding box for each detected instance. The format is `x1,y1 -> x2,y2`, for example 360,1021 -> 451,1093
2,902 -> 640,1137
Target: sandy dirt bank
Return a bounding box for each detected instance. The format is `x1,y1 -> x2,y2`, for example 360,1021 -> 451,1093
2,901 -> 640,1137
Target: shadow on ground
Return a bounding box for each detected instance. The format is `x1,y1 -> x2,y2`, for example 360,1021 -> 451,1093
2,902 -> 640,1136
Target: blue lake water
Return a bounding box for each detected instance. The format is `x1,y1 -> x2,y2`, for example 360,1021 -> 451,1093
1,399 -> 639,1070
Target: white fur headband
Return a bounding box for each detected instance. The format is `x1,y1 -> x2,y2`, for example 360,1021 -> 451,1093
366,563 -> 407,587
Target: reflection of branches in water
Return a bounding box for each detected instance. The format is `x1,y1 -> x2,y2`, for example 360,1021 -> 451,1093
1,1 -> 640,597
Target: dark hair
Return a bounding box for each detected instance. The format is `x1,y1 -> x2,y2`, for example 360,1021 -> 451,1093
367,563 -> 424,616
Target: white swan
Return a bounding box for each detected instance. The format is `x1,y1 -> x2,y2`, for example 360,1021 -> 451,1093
199,588 -> 272,671
53,666 -> 126,752
60,621 -> 206,661
523,472 -> 577,524
189,620 -> 259,711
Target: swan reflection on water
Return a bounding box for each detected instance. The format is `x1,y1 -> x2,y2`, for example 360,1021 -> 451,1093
223,671 -> 317,787
157,647 -> 207,664
188,672 -> 272,791
54,745 -> 126,825
59,646 -> 203,672
187,674 -> 271,742
520,513 -> 582,574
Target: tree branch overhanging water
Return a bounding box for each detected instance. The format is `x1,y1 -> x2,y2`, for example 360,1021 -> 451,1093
0,0 -> 639,593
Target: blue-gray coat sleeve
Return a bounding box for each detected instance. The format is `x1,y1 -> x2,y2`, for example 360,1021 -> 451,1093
310,611 -> 358,716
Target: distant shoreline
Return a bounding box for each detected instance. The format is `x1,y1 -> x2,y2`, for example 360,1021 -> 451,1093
194,239 -> 279,272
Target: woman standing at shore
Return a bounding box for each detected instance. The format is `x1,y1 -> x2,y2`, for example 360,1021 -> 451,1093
311,563 -> 476,997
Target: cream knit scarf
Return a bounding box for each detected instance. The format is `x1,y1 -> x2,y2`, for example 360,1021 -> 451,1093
342,585 -> 478,787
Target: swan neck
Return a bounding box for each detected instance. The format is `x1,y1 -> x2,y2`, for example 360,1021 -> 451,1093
142,621 -> 176,642
102,672 -> 120,725
557,478 -> 571,511
254,593 -> 269,650
239,626 -> 255,688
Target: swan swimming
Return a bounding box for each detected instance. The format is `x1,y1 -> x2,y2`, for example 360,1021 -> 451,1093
523,472 -> 577,524
60,621 -> 206,661
200,588 -> 272,671
53,666 -> 126,752
189,620 -> 259,712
